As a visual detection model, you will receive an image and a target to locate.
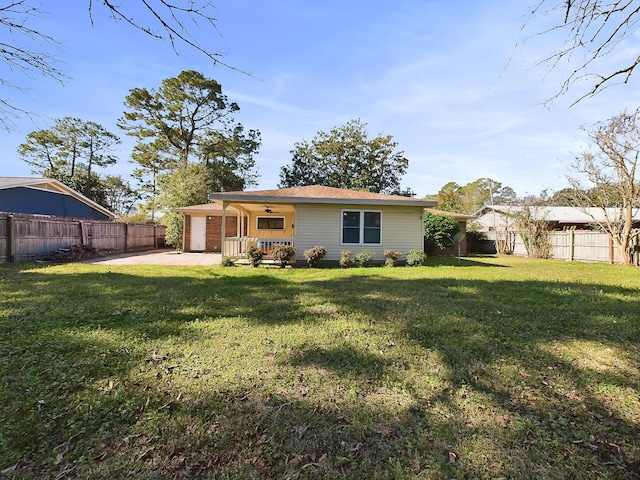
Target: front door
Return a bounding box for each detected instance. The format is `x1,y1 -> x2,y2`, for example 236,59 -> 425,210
190,216 -> 206,251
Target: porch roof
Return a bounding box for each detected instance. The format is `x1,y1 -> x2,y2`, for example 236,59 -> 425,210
173,203 -> 239,215
208,185 -> 436,207
426,208 -> 476,221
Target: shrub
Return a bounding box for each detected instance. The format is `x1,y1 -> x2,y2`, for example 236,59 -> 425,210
514,207 -> 551,259
162,211 -> 183,249
339,250 -> 354,268
423,211 -> 460,254
303,245 -> 326,268
405,249 -> 427,266
272,244 -> 296,268
354,250 -> 374,267
383,249 -> 401,267
247,246 -> 265,267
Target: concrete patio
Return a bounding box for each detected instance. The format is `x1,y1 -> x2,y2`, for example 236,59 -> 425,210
82,249 -> 222,266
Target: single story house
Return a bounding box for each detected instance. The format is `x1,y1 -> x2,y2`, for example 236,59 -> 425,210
0,177 -> 115,220
474,205 -> 640,232
178,185 -> 437,263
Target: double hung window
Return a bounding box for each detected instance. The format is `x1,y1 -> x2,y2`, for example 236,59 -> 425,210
342,210 -> 381,244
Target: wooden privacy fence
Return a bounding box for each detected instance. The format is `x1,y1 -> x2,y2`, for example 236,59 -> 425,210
0,213 -> 166,263
490,230 -> 639,265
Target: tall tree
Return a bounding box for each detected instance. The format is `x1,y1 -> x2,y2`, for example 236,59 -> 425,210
103,175 -> 139,218
545,188 -> 582,206
436,181 -> 464,212
528,0 -> 640,103
120,71 -> 245,168
199,124 -> 262,188
0,1 -> 231,130
279,119 -> 411,195
130,141 -> 170,222
55,117 -> 83,178
436,178 -> 516,214
17,117 -> 121,204
16,128 -> 64,175
567,109 -> 640,265
119,71 -> 260,229
80,121 -> 119,194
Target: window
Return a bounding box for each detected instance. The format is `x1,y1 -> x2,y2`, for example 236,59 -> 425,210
342,210 -> 381,244
257,216 -> 285,230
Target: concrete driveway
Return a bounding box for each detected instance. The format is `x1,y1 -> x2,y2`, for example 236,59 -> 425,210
82,249 -> 222,266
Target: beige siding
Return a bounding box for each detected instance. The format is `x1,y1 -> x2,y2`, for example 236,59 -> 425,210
295,204 -> 424,262
246,212 -> 295,239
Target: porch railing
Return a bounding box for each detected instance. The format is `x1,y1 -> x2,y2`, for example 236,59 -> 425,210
223,237 -> 296,258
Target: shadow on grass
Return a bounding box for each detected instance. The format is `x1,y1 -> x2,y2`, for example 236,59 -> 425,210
425,255 -> 510,268
1,262 -> 639,479
288,345 -> 393,382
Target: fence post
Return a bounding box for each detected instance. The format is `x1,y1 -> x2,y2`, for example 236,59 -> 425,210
7,214 -> 14,263
154,223 -> 158,249
124,223 -> 128,253
609,235 -> 614,264
78,221 -> 85,246
569,230 -> 575,262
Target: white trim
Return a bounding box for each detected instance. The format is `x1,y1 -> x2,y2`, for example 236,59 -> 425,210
340,209 -> 382,245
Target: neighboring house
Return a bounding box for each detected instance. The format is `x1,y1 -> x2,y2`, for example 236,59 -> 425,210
0,177 -> 115,220
474,205 -> 640,232
177,185 -> 436,263
425,208 -> 475,255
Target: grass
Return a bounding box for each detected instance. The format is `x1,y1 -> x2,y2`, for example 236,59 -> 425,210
0,255 -> 639,479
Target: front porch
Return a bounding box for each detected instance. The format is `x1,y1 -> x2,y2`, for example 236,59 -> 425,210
217,199 -> 297,262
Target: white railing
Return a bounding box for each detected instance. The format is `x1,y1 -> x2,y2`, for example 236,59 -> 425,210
223,237 -> 296,258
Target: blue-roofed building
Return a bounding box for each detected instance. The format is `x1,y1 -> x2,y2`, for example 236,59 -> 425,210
0,177 -> 115,220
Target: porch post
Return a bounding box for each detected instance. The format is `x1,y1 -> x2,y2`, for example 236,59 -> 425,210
293,204 -> 298,260
221,201 -> 227,262
181,214 -> 186,252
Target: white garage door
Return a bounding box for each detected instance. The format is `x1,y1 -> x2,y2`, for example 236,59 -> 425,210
190,216 -> 207,251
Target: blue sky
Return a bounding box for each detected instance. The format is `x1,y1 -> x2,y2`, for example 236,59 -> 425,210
1,1 -> 638,198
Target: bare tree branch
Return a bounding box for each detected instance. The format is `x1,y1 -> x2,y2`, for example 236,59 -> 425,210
0,1 -> 66,130
527,0 -> 640,105
96,0 -> 248,74
0,1 -> 248,130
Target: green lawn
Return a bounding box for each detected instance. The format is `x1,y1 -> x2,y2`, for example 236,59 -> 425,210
1,256 -> 639,479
